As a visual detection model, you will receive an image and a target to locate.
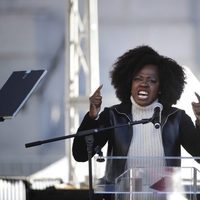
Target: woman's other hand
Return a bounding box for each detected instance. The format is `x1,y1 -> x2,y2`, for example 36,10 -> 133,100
192,92 -> 200,124
89,85 -> 103,119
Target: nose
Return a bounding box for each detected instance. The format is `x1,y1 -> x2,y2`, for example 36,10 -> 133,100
140,79 -> 149,86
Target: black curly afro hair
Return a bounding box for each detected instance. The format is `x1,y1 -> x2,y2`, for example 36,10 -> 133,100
110,45 -> 186,108
158,56 -> 186,107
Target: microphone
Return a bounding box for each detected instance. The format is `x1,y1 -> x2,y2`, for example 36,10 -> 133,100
152,104 -> 163,129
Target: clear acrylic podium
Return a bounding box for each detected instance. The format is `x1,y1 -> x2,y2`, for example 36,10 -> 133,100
93,156 -> 200,200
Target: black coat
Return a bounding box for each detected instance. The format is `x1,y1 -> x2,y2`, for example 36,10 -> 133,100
72,102 -> 200,183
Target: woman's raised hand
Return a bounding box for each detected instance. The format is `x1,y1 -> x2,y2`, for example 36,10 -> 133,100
89,85 -> 103,119
192,92 -> 200,124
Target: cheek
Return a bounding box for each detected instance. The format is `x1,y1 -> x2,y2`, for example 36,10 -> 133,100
131,85 -> 136,95
152,86 -> 160,96
131,82 -> 137,91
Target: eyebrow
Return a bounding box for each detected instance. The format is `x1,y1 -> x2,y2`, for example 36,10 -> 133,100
134,74 -> 158,79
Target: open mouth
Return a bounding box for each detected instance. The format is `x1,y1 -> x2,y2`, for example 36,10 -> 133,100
138,91 -> 149,99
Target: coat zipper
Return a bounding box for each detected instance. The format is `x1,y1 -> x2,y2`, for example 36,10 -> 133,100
161,109 -> 179,130
114,108 -> 132,122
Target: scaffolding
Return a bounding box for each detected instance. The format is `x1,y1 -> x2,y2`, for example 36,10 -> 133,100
65,0 -> 100,185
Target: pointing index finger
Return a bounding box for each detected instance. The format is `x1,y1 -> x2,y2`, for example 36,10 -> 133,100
195,92 -> 200,103
93,84 -> 103,95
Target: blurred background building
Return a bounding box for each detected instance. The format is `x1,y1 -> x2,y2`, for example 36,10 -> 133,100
0,0 -> 200,194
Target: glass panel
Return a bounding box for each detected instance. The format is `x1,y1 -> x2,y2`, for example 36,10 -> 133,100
93,156 -> 200,200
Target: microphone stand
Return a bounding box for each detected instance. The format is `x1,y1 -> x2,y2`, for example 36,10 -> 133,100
85,135 -> 94,200
25,117 -> 152,200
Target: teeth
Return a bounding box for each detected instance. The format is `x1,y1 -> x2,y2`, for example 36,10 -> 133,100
138,91 -> 148,99
138,91 -> 148,95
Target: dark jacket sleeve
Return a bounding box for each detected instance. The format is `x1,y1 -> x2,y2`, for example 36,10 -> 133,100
180,111 -> 200,157
72,108 -> 111,162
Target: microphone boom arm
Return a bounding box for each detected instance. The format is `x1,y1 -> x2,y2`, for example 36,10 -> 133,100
24,116 -> 153,200
25,117 -> 152,148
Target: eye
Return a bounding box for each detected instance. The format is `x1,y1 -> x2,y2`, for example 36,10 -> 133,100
148,79 -> 157,84
133,76 -> 142,81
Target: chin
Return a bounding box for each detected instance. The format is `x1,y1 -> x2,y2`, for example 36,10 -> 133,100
136,101 -> 150,107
